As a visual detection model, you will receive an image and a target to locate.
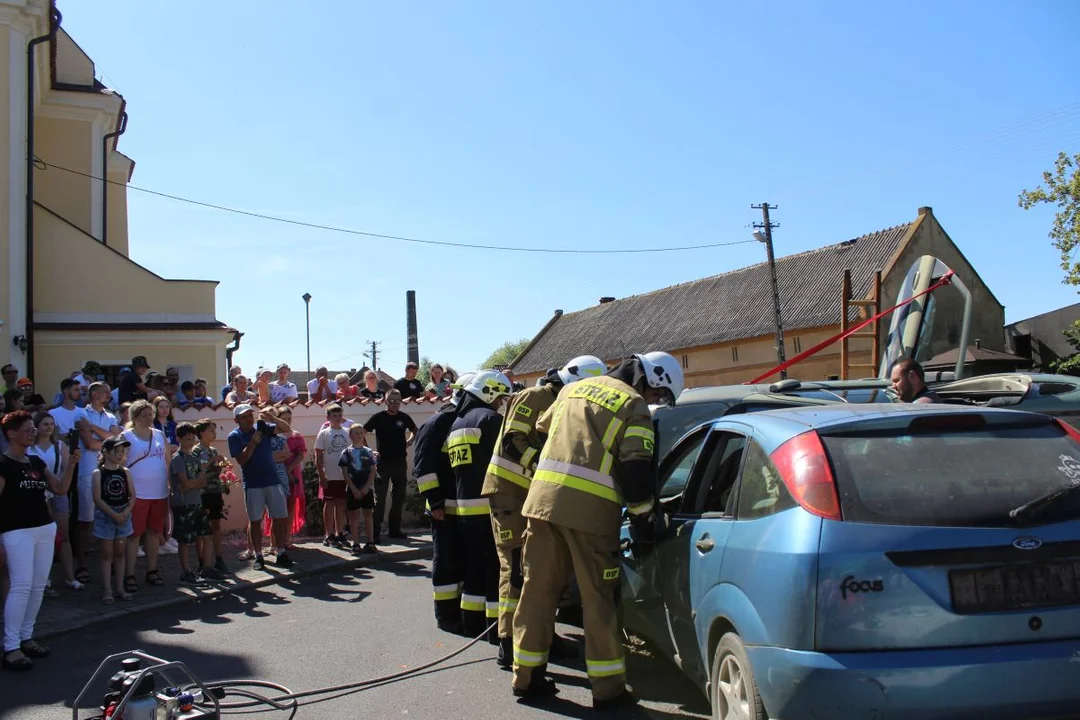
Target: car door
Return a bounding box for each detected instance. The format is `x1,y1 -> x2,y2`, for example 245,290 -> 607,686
659,425 -> 750,684
620,424 -> 711,653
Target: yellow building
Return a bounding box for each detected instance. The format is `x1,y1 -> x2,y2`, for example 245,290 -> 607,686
0,1 -> 237,392
511,206 -> 1005,387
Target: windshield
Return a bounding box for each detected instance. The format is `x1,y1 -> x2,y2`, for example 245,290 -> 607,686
821,421 -> 1080,527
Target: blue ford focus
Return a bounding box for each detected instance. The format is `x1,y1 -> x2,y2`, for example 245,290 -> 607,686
620,403 -> 1080,720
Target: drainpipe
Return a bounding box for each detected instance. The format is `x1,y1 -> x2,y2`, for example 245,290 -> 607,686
225,330 -> 243,375
101,110 -> 127,246
25,6 -> 61,378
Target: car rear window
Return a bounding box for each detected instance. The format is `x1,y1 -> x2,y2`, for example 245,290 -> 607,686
820,420 -> 1080,527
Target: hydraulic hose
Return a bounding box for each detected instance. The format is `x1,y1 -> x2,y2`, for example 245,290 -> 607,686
189,621 -> 498,717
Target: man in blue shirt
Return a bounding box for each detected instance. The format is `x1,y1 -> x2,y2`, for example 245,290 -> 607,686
228,404 -> 294,570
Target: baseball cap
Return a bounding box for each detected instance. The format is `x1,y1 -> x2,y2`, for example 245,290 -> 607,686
276,363 -> 290,372
233,403 -> 255,418
16,377 -> 32,388
131,356 -> 150,369
102,437 -> 131,452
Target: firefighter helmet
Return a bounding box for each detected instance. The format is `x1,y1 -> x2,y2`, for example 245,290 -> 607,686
557,355 -> 606,385
450,372 -> 476,405
634,351 -> 684,403
461,370 -> 513,406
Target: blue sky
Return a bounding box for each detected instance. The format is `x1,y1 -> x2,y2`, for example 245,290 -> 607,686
62,1 -> 1080,376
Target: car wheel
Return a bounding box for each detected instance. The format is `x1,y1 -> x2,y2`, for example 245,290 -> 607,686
710,632 -> 766,720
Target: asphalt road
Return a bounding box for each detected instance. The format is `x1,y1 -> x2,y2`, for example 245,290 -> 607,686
1,558 -> 711,720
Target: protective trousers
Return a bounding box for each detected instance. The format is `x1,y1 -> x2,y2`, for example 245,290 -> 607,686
459,514 -> 500,640
512,518 -> 625,701
489,486 -> 528,639
430,514 -> 463,629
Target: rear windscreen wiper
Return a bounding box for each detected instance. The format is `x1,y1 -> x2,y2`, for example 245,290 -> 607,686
1009,484 -> 1080,523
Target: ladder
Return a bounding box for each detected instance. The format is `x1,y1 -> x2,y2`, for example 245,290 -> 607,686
840,269 -> 882,380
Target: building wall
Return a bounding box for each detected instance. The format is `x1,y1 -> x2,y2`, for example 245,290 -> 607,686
1005,302 -> 1080,370
34,328 -> 230,397
1,19 -> 28,372
33,115 -> 96,235
105,154 -> 130,255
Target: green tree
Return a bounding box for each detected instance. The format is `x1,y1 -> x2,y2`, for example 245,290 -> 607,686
1020,151 -> 1080,375
417,356 -> 432,386
1018,151 -> 1080,287
482,338 -> 530,369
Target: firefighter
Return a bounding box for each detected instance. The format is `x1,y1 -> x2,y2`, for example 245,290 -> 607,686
510,351 -> 683,709
482,355 -> 606,669
413,371 -> 475,633
445,370 -> 514,641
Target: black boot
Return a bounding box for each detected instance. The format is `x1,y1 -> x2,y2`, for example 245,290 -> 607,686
548,633 -> 577,661
512,665 -> 558,702
593,691 -> 639,711
497,637 -> 513,669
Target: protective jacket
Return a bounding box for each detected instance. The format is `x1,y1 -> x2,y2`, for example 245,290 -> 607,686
522,361 -> 657,533
413,402 -> 459,514
482,381 -> 560,496
448,393 -> 504,516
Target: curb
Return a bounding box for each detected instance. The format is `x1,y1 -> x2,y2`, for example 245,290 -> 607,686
37,544 -> 433,642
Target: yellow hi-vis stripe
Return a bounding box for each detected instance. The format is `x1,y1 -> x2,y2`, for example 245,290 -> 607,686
416,472 -> 439,493
507,420 -> 532,435
487,456 -> 531,489
533,459 -> 619,504
498,597 -> 519,614
513,645 -> 548,667
461,594 -> 486,612
586,658 -> 626,678
446,498 -> 490,516
433,583 -> 462,601
486,601 -> 500,618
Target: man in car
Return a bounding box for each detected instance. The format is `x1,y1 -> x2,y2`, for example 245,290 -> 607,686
890,358 -> 942,403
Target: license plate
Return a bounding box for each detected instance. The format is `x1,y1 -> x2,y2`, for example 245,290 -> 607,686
949,560 -> 1080,614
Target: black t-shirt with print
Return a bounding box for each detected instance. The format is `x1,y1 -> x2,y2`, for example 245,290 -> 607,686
360,388 -> 385,400
394,378 -> 424,399
363,411 -> 418,461
0,454 -> 51,533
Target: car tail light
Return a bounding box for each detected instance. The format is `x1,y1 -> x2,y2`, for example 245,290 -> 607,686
770,430 -> 841,521
1056,417 -> 1080,443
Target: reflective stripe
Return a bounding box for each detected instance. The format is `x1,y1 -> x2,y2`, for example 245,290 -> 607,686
447,428 -> 482,444
486,601 -> 500,618
627,499 -> 654,516
533,459 -> 619,504
600,416 -> 624,452
567,381 -> 631,414
624,426 -> 655,442
447,497 -> 490,516
416,472 -> 440,493
513,645 -> 548,667
520,446 -> 538,471
443,498 -> 458,508
598,452 -> 614,477
498,597 -> 519,614
488,455 -> 531,489
433,583 -> 461,601
461,594 -> 486,612
507,420 -> 532,435
586,658 -> 626,678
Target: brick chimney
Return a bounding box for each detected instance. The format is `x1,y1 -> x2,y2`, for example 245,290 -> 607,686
918,206 -> 933,216
599,297 -> 615,304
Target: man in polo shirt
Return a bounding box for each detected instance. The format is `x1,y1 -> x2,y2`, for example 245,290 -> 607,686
228,404 -> 295,570
363,389 -> 418,542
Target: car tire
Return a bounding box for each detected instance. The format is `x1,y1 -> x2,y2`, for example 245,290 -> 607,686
710,632 -> 766,720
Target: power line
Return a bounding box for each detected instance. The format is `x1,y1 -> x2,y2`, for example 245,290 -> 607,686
37,159 -> 756,255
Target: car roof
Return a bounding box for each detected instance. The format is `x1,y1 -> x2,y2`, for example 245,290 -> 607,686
675,378 -> 890,406
714,402 -> 1054,437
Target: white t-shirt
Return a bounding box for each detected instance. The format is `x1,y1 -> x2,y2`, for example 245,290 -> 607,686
122,428 -> 170,500
315,426 -> 351,481
81,406 -> 119,477
307,378 -> 339,398
50,405 -> 87,436
270,381 -> 299,403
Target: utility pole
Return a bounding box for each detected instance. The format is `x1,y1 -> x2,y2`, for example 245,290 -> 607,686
302,293 -> 312,376
752,203 -> 787,379
363,340 -> 381,371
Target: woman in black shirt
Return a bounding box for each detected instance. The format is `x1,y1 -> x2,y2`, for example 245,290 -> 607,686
0,410 -> 78,671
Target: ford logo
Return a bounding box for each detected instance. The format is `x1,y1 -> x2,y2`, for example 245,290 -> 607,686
1014,537 -> 1043,551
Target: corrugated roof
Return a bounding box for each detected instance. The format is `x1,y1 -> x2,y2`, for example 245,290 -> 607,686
512,221 -> 914,374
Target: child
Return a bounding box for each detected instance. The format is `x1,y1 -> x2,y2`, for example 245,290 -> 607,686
169,423 -> 220,583
314,404 -> 350,548
339,425 -> 378,555
193,419 -> 229,573
91,437 -> 136,604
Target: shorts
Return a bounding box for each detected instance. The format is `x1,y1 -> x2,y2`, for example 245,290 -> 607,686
93,508 -> 134,541
49,492 -> 71,515
322,480 -> 348,502
244,485 -> 288,522
202,493 -> 225,521
171,504 -> 212,545
77,474 -> 97,522
131,498 -> 169,537
346,485 -> 376,511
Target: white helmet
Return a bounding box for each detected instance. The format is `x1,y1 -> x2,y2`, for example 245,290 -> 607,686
635,351 -> 684,403
557,355 -> 606,385
450,372 -> 477,406
462,370 -> 513,406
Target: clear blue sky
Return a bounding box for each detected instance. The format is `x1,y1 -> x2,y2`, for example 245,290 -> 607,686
62,1 -> 1080,376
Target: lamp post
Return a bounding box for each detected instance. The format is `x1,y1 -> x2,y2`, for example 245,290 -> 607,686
753,223 -> 787,380
302,293 -> 312,376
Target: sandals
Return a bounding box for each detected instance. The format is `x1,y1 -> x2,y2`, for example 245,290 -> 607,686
74,567 -> 91,584
102,593 -> 115,605
123,575 -> 139,594
20,641 -> 49,659
145,569 -> 164,586
2,650 -> 33,672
